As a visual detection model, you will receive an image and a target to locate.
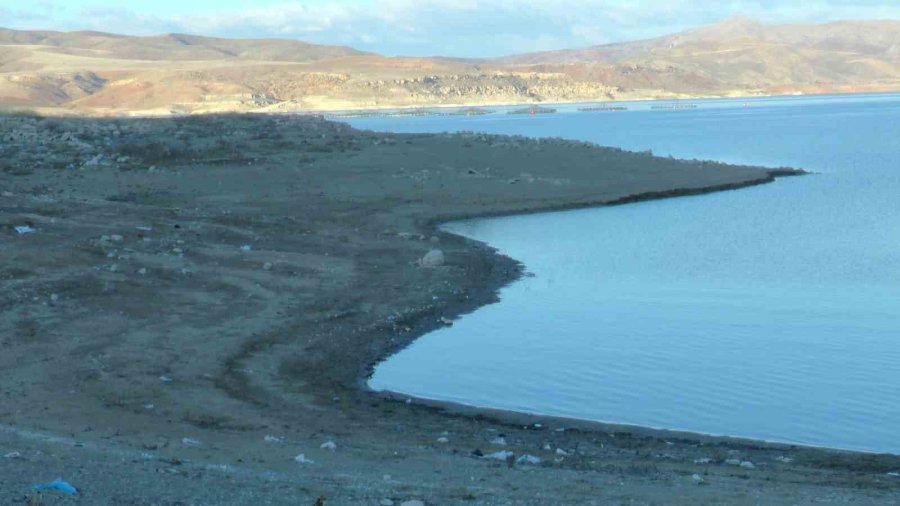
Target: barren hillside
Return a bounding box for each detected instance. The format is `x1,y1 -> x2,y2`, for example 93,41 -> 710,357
1,17 -> 899,114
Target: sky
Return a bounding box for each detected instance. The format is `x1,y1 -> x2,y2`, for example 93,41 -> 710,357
3,1 -> 900,57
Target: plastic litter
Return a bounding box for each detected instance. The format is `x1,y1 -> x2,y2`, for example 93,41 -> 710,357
320,440 -> 337,451
483,450 -> 514,461
33,478 -> 78,495
15,225 -> 35,235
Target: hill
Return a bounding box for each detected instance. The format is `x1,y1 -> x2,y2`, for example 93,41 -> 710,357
1,18 -> 900,114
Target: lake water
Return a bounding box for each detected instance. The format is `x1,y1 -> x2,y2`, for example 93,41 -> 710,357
345,94 -> 900,453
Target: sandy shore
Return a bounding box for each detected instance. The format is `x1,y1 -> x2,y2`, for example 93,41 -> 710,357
2,113 -> 898,505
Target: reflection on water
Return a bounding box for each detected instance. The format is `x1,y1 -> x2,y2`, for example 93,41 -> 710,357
356,94 -> 900,453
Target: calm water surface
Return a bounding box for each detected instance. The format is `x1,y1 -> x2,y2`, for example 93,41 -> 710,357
346,94 -> 900,453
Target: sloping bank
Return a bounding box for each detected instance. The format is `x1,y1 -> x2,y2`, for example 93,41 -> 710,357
5,114 -> 898,505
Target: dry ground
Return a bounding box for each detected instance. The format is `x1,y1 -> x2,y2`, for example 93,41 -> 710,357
1,114 -> 898,505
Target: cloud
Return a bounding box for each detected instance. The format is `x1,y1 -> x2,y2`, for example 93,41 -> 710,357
4,0 -> 900,57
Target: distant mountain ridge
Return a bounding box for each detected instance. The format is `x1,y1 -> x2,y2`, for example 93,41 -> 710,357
2,18 -> 900,115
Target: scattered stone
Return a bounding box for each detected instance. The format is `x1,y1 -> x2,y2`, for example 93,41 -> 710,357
516,454 -> 542,465
320,440 -> 337,451
483,450 -> 514,461
181,437 -> 202,447
294,453 -> 314,464
419,249 -> 445,268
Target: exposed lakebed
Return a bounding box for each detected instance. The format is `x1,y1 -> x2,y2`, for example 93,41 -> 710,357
348,94 -> 900,453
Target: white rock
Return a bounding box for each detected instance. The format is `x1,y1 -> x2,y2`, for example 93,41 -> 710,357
420,249 -> 445,268
181,437 -> 202,447
516,454 -> 542,465
484,450 -> 514,461
294,453 -> 314,464
320,440 -> 337,451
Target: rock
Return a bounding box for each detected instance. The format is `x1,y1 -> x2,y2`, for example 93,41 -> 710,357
419,249 -> 445,268
320,440 -> 337,451
294,453 -> 314,464
516,454 -> 542,465
83,154 -> 103,167
181,437 -> 201,447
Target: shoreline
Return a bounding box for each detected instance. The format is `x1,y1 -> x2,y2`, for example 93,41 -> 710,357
2,113 -> 899,505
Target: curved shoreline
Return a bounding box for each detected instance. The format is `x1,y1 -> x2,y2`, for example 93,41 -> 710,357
4,113 -> 899,504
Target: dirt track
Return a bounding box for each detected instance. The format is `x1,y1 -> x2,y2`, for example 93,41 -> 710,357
2,114 -> 898,505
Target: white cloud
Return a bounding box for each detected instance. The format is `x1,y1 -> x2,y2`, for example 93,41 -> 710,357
4,0 -> 900,56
